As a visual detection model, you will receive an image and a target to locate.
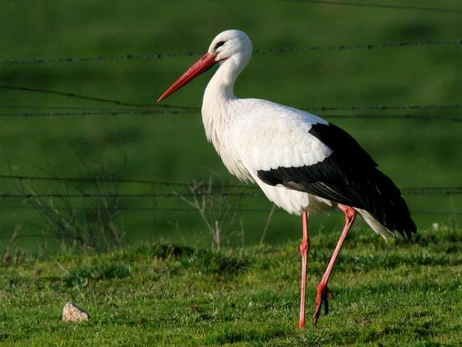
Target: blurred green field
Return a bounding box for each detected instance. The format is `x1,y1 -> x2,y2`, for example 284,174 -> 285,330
0,1 -> 460,252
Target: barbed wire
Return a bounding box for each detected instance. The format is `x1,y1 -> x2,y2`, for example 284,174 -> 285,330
324,114 -> 462,122
0,192 -> 260,199
0,85 -> 195,110
403,187 -> 462,195
0,52 -> 202,66
0,105 -> 147,111
1,39 -> 460,66
3,86 -> 462,116
256,40 -> 462,55
0,174 -> 193,187
1,174 -> 461,196
0,109 -> 459,121
283,0 -> 462,13
0,188 -> 460,199
308,104 -> 462,112
0,109 -> 195,118
2,103 -> 462,112
0,204 -> 459,216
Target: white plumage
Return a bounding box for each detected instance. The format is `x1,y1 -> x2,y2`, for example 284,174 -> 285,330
158,29 -> 416,328
200,31 -> 336,219
217,99 -> 335,215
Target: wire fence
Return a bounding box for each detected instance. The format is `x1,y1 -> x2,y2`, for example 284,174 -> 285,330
283,0 -> 462,13
1,34 -> 461,123
0,32 -> 459,233
1,173 -> 460,218
0,8 -> 459,250
2,102 -> 462,112
1,173 -> 461,197
1,39 -> 460,66
1,85 -> 461,122
0,204 -> 459,216
0,110 -> 460,122
2,189 -> 461,199
0,192 -> 460,217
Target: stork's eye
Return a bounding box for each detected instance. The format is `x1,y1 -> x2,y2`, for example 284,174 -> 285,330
214,41 -> 225,51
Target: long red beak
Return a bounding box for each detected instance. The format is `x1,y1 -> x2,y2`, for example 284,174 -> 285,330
157,52 -> 218,102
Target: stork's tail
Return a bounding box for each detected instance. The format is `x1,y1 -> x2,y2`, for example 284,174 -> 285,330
355,179 -> 417,240
356,209 -> 395,239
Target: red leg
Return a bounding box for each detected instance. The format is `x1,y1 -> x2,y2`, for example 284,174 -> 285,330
298,211 -> 310,328
313,205 -> 356,324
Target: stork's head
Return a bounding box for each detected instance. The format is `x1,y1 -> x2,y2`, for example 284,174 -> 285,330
207,29 -> 252,64
158,29 -> 253,102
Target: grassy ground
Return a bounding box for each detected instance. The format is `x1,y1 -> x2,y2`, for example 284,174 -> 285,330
0,3 -> 460,345
1,225 -> 461,346
0,1 -> 460,251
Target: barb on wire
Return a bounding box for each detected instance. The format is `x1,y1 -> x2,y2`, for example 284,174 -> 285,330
0,192 -> 261,199
402,187 -> 462,195
0,110 -> 460,122
0,51 -> 202,66
0,105 -> 149,111
0,174 -> 198,187
283,0 -> 462,13
308,104 -> 462,112
326,114 -> 462,122
1,174 -> 461,196
1,40 -> 460,66
0,109 -> 198,118
2,104 -> 462,112
0,187 -> 460,199
0,85 -> 195,110
3,85 -> 462,115
256,40 -> 462,55
0,205 -> 459,216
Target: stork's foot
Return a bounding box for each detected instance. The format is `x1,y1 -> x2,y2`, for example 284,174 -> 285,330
312,283 -> 334,324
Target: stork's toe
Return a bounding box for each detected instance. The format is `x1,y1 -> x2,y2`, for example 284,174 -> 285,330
313,284 -> 334,324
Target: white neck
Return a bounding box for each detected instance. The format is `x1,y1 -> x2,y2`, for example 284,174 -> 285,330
201,53 -> 249,141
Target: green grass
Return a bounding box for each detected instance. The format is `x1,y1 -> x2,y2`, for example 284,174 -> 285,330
1,226 -> 461,346
0,3 -> 460,344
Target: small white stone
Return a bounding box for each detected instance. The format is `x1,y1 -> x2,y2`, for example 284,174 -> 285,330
62,302 -> 89,322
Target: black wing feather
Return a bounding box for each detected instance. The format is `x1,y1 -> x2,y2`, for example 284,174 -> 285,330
257,123 -> 416,237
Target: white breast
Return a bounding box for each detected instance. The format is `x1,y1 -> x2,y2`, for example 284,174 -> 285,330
202,97 -> 336,215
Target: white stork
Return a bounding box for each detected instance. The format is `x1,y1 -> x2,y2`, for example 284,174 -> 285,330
158,29 -> 416,328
